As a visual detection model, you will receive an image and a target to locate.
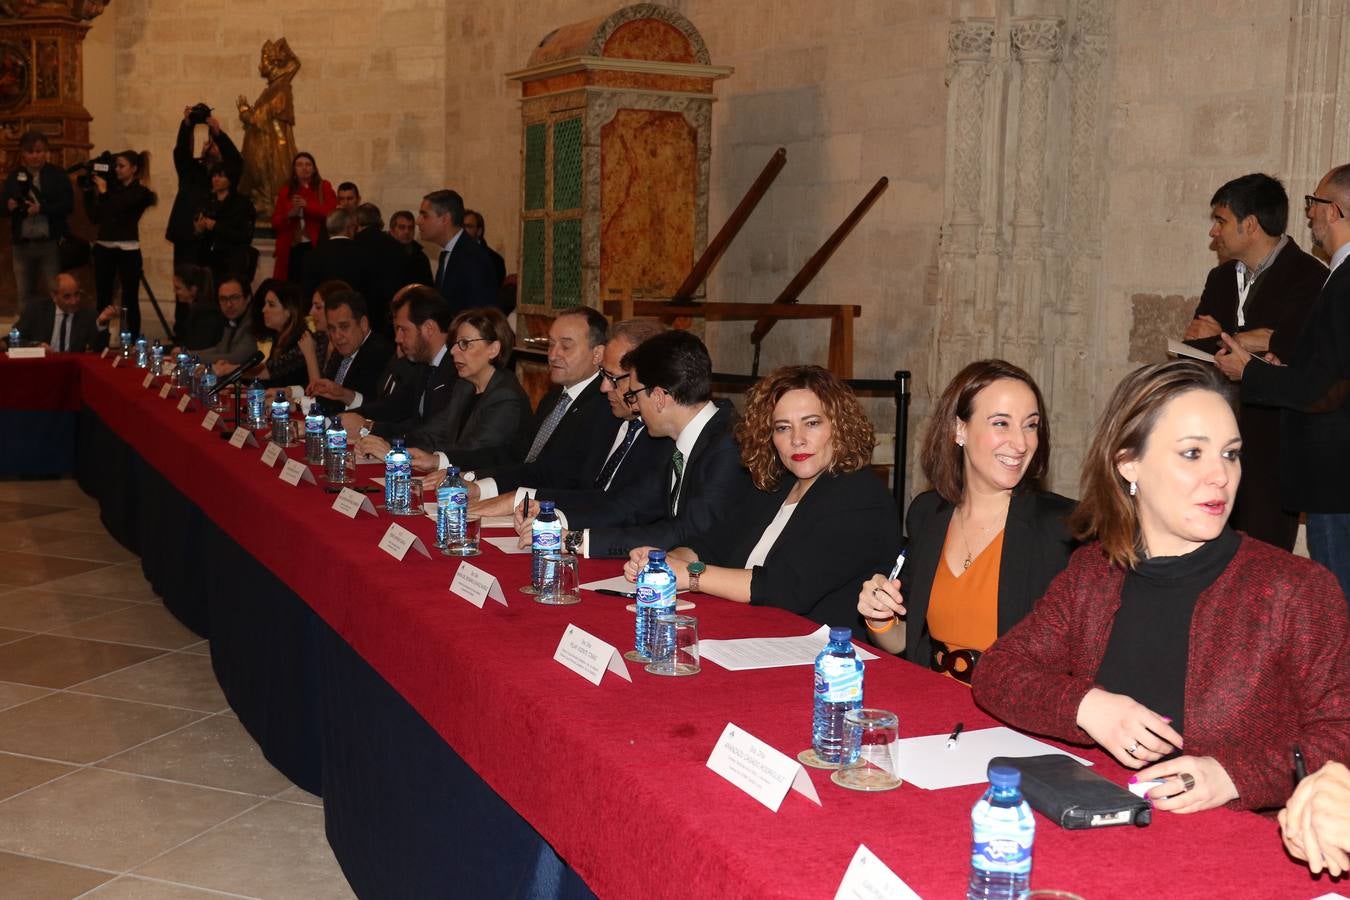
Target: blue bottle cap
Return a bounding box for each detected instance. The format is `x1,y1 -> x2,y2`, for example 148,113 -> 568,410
649,549 -> 666,561
539,500 -> 555,513
275,391 -> 286,401
829,626 -> 852,643
988,765 -> 1021,788
392,437 -> 405,449
446,466 -> 460,476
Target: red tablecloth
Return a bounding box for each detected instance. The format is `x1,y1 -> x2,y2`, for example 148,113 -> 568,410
73,356 -> 1326,899
0,353 -> 84,410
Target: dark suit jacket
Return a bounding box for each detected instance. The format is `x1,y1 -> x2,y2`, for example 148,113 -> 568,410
900,489 -> 1077,666
352,228 -> 414,334
479,376 -> 611,491
167,120 -> 242,245
1242,261 -> 1350,512
6,163 -> 75,241
412,367 -> 533,470
435,234 -> 500,315
301,237 -> 366,302
687,468 -> 901,628
539,421 -> 674,520
371,348 -> 459,440
586,402 -> 753,559
351,354 -> 421,424
14,301 -> 105,352
315,331 -> 394,416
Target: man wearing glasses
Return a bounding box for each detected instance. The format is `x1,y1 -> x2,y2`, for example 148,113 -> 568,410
1182,173 -> 1325,551
199,275 -> 258,369
9,272 -> 106,352
1217,164 -> 1350,608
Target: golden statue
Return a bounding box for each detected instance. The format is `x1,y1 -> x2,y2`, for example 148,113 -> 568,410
237,38 -> 299,222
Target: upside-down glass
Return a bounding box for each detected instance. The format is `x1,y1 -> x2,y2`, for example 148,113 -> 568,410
534,552 -> 580,605
830,708 -> 902,791
644,614 -> 699,676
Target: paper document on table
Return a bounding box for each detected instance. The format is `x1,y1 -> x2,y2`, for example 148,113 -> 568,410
479,515 -> 515,529
579,575 -> 688,598
699,624 -> 879,671
897,726 -> 1092,790
1166,339 -> 1215,363
355,453 -> 384,465
483,535 -> 531,555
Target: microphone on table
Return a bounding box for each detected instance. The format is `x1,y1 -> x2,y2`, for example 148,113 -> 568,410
214,351 -> 264,436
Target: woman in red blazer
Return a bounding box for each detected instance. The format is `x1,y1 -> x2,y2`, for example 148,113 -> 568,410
973,360 -> 1350,814
270,151 -> 335,283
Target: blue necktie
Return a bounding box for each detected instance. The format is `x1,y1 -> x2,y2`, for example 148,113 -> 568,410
525,392 -> 571,463
335,354 -> 354,385
595,419 -> 642,488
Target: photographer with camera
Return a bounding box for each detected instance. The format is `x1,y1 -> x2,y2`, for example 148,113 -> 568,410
166,104 -> 243,275
193,161 -> 254,284
5,130 -> 75,314
82,150 -> 157,338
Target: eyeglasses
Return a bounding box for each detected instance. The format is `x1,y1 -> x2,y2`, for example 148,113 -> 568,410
1305,194 -> 1342,215
452,337 -> 489,351
599,367 -> 629,389
219,292 -> 245,303
622,386 -> 655,406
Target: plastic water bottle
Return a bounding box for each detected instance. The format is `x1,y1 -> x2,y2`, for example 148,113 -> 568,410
304,405 -> 326,464
383,438 -> 412,514
324,417 -> 349,484
634,550 -> 677,660
245,379 -> 265,429
968,766 -> 1035,899
441,467 -> 472,555
189,355 -> 204,398
812,627 -> 863,764
134,337 -> 148,368
119,330 -> 132,357
434,482 -> 453,550
150,339 -> 165,376
6,325 -> 18,348
531,500 -> 561,589
200,369 -> 219,410
174,351 -> 191,389
270,391 -> 290,445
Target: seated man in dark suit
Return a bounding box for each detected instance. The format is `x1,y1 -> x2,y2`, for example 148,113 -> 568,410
417,189 -> 499,315
301,208 -> 365,302
341,285 -> 456,442
468,317 -> 671,518
305,289 -> 394,416
11,271 -> 107,352
198,275 -> 258,369
467,306 -> 612,498
516,329 -> 753,559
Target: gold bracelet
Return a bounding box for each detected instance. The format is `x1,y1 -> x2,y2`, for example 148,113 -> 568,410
865,616 -> 896,634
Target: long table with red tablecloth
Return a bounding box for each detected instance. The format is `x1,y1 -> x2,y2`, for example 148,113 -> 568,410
19,352 -> 1329,899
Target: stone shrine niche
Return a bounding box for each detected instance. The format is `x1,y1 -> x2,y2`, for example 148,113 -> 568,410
0,0 -> 105,314
507,4 -> 731,319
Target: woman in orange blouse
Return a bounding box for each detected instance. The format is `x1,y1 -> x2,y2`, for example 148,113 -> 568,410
856,359 -> 1076,683
270,151 -> 335,283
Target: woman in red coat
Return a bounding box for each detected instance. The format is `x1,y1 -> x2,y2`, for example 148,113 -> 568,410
270,151 -> 335,283
973,360 -> 1350,814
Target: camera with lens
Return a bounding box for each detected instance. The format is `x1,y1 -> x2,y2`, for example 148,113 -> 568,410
67,150 -> 114,190
187,103 -> 212,125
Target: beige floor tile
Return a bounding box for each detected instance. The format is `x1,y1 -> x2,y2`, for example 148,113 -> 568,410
36,563 -> 158,603
0,634 -> 164,689
181,640 -> 211,656
0,626 -> 32,645
0,550 -> 110,588
271,784 -> 322,807
0,680 -> 51,712
82,875 -> 256,898
0,768 -> 259,871
0,500 -> 72,524
0,752 -> 76,801
0,850 -> 114,899
136,800 -> 354,899
24,507 -> 110,534
0,692 -> 203,763
0,479 -> 97,509
0,589 -> 134,632
0,522 -> 136,565
51,604 -> 199,650
73,652 -> 227,712
99,715 -> 291,797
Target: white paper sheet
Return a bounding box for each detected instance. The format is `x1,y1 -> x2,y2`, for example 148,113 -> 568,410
699,624 -> 879,671
1166,338 -> 1215,363
579,575 -> 689,599
483,535 -> 531,555
479,515 -> 516,529
896,726 -> 1092,791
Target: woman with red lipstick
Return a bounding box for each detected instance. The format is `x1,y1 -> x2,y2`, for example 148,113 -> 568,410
622,365 -> 900,627
973,360 -> 1350,814
857,360 -> 1076,683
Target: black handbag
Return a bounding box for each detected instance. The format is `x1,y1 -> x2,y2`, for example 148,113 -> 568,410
990,754 -> 1151,829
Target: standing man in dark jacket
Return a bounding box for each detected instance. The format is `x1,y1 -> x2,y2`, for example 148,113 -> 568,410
166,106 -> 242,269
1183,173 -> 1325,549
416,189 -> 499,316
6,130 -> 75,314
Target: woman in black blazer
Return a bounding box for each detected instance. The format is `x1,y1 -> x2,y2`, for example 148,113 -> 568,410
623,365 -> 900,628
857,359 -> 1076,683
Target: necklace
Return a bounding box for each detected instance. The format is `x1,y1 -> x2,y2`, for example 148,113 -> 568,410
956,498 -> 1010,570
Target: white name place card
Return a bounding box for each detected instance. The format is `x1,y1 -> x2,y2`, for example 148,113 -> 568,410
176,394 -> 192,413
7,346 -> 45,358
706,722 -> 820,813
158,383 -> 172,399
553,624 -> 630,685
228,427 -> 258,449
278,458 -> 316,486
834,845 -> 922,900
200,410 -> 220,430
259,442 -> 284,467
378,523 -> 429,561
142,373 -> 154,389
111,354 -> 123,367
331,487 -> 376,518
450,561 -> 507,608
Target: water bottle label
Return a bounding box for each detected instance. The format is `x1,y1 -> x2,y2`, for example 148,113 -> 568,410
534,531 -> 561,551
306,420 -> 324,434
326,432 -> 346,450
971,837 -> 1031,874
814,658 -> 862,703
448,487 -> 468,508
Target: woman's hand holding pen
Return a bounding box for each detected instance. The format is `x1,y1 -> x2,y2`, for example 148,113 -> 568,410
858,574 -> 905,622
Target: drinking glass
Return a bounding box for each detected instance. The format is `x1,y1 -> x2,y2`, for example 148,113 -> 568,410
534,552 -> 580,605
442,516 -> 482,557
831,708 -> 902,791
644,614 -> 699,676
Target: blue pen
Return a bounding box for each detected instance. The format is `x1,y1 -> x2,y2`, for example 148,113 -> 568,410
886,548 -> 907,582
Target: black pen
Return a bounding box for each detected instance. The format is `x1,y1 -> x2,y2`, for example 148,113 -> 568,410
1294,745 -> 1308,784
945,722 -> 964,750
595,588 -> 636,599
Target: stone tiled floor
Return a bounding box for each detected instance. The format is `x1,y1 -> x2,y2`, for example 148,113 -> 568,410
0,478 -> 355,899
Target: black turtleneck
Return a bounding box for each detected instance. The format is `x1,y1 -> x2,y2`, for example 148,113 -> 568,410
1094,527 -> 1241,737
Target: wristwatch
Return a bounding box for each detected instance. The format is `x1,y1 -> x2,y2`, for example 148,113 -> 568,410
358,420 -> 371,439
564,530 -> 583,554
687,560 -> 706,592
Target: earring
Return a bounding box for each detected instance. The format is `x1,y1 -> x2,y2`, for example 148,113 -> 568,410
1128,481 -> 1137,497
956,439 -> 965,448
